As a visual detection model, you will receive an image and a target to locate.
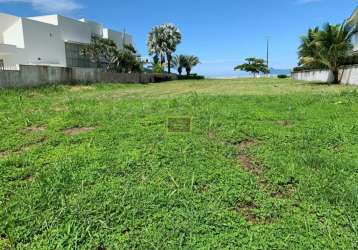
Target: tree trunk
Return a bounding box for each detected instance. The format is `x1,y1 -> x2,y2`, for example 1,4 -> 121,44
186,67 -> 191,76
332,69 -> 339,84
160,56 -> 165,67
167,54 -> 172,74
178,67 -> 182,76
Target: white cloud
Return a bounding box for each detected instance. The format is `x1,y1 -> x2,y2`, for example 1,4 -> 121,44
295,0 -> 321,5
0,0 -> 82,12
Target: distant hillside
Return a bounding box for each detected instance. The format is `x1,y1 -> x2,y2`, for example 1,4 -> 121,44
270,68 -> 291,75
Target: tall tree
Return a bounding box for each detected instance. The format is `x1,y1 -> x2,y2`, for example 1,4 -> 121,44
234,58 -> 269,77
313,22 -> 357,83
147,26 -> 165,66
147,24 -> 182,73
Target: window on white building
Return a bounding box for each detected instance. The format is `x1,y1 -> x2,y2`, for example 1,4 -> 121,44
65,42 -> 96,68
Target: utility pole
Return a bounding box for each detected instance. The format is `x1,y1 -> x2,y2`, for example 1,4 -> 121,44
266,36 -> 270,76
123,28 -> 126,49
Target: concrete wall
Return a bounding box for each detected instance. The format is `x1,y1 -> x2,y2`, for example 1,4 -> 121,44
0,65 -> 177,88
339,66 -> 358,85
292,69 -> 334,83
292,65 -> 358,85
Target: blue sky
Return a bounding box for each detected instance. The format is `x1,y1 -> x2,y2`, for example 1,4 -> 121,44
0,0 -> 357,76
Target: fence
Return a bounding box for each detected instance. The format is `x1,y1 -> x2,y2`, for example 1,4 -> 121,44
291,65 -> 358,85
0,65 -> 178,88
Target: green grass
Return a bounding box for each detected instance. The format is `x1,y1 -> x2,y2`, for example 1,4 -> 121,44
0,78 -> 357,249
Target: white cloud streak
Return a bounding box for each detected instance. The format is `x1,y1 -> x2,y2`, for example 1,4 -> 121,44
295,0 -> 321,5
0,0 -> 82,12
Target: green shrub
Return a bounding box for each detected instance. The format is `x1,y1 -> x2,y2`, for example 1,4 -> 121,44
178,74 -> 205,80
277,74 -> 289,79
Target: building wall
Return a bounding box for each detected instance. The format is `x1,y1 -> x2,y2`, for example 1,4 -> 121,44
0,13 -> 22,44
3,19 -> 24,48
292,65 -> 358,85
0,13 -> 133,68
28,15 -> 59,25
354,33 -> 358,51
58,16 -> 98,44
21,18 -> 66,66
1,19 -> 26,67
103,28 -> 124,48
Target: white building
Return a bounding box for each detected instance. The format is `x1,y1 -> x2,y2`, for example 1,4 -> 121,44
0,13 -> 133,69
349,7 -> 358,52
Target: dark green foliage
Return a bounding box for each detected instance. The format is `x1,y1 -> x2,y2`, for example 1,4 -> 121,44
123,44 -> 137,54
178,74 -> 205,80
277,74 -> 289,79
81,36 -> 141,73
147,62 -> 165,73
80,36 -> 118,70
234,58 -> 269,76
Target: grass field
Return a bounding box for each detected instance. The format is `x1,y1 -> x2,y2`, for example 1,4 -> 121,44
0,78 -> 358,249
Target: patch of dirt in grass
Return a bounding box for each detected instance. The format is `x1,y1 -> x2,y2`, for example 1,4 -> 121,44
24,126 -> 46,133
236,138 -> 258,151
28,92 -> 43,98
208,131 -> 217,140
0,150 -> 8,158
238,155 -> 264,176
235,201 -> 259,224
63,127 -> 95,136
270,185 -> 296,198
271,178 -> 298,198
274,120 -> 294,128
53,106 -> 68,112
235,138 -> 296,200
0,137 -> 47,159
236,139 -> 264,177
70,85 -> 95,92
22,173 -> 34,182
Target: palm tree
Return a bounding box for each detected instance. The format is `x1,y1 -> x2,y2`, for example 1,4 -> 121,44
147,24 -> 182,74
312,22 -> 356,83
172,55 -> 186,75
298,27 -> 321,67
147,26 -> 165,67
183,55 -> 200,76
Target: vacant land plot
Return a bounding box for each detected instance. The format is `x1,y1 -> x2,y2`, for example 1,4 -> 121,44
0,78 -> 357,249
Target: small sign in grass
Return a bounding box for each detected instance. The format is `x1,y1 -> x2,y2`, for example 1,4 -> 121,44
167,117 -> 192,133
